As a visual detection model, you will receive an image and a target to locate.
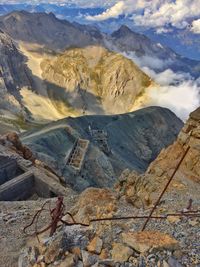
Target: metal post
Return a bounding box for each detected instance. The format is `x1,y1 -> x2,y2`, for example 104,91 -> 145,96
141,145 -> 190,231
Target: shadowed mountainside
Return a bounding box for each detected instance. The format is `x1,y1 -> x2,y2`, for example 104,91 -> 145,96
21,106 -> 183,191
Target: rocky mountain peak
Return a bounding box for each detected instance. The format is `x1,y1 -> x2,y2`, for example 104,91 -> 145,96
40,45 -> 151,115
0,11 -> 102,51
111,24 -> 133,38
111,24 -> 148,41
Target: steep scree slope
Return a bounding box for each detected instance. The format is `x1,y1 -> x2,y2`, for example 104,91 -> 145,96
21,106 -> 183,192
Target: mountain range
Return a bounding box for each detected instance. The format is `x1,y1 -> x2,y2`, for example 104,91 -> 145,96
0,3 -> 199,60
0,10 -> 199,130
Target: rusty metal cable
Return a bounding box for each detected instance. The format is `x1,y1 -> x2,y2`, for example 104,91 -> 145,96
141,145 -> 191,231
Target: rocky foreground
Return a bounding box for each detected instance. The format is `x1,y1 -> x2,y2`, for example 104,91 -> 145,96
0,108 -> 199,267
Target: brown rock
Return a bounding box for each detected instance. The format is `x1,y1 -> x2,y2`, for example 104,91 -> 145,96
23,146 -> 33,160
70,247 -> 82,259
167,216 -> 181,224
122,231 -> 179,253
6,131 -> 36,162
116,170 -> 155,208
6,132 -> 20,145
99,249 -> 109,260
87,236 -> 103,254
59,253 -> 76,267
188,219 -> 199,226
111,242 -> 133,262
71,188 -> 117,224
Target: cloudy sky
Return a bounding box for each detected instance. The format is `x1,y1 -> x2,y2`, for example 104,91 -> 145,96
86,0 -> 200,34
3,0 -> 200,34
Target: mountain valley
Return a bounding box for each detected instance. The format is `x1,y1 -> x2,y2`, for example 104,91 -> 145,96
0,7 -> 199,267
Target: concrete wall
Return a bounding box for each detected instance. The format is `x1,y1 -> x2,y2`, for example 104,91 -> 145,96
0,171 -> 34,201
0,156 -> 24,185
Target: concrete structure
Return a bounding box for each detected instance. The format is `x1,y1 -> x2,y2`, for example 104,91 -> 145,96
65,138 -> 89,171
0,156 -> 24,185
89,128 -> 111,154
0,155 -> 71,201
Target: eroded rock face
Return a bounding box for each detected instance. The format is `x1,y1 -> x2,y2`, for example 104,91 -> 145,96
41,45 -> 151,115
147,107 -> 200,183
0,30 -> 32,115
115,107 -> 200,208
115,169 -> 156,208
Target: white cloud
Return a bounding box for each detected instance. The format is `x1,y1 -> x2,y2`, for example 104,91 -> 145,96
123,51 -> 172,70
146,80 -> 200,121
122,50 -> 200,121
86,1 -> 126,21
142,67 -> 192,85
86,0 -> 200,34
86,0 -> 155,21
133,0 -> 200,30
191,19 -> 200,34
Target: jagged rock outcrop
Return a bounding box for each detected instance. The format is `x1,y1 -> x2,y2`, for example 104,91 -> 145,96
147,107 -> 200,183
116,107 -> 200,209
41,45 -> 151,114
4,132 -> 35,162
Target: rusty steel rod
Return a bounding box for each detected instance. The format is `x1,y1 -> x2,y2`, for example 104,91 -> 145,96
89,213 -> 200,223
141,145 -> 191,231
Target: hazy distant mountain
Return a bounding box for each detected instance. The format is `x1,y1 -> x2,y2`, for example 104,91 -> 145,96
0,11 -> 103,51
108,25 -> 200,78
